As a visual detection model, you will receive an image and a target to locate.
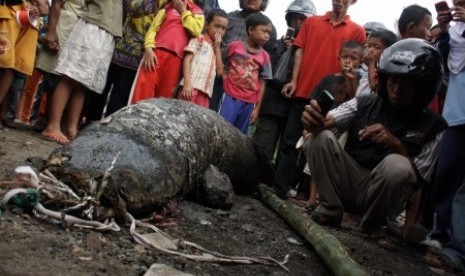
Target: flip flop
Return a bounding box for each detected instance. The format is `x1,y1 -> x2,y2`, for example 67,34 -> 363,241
41,133 -> 70,145
423,251 -> 459,273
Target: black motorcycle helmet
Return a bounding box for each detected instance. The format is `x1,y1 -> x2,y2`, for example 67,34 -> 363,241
377,38 -> 443,110
240,0 -> 269,11
285,0 -> 316,26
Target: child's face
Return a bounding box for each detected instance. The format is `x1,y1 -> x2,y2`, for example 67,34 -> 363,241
339,47 -> 362,71
408,15 -> 433,40
248,23 -> 272,47
365,37 -> 386,62
205,16 -> 229,40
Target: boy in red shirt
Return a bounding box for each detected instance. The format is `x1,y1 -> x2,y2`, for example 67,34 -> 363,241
218,12 -> 272,134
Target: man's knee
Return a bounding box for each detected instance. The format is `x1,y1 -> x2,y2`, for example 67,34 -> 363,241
376,154 -> 417,186
304,130 -> 337,154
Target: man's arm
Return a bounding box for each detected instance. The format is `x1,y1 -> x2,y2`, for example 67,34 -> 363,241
281,47 -> 302,98
181,53 -> 194,100
43,0 -> 62,50
213,31 -> 224,75
412,131 -> 444,184
250,79 -> 267,124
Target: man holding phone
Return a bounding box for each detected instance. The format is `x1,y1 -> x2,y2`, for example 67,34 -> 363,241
271,0 -> 365,199
301,39 -> 447,234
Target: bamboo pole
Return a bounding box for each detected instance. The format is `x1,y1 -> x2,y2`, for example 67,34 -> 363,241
258,184 -> 369,276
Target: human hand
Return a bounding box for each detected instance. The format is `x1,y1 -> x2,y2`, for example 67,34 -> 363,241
452,6 -> 465,22
341,61 -> 356,79
213,30 -> 222,49
172,0 -> 187,14
250,107 -> 259,124
142,48 -> 158,71
44,31 -> 59,50
363,49 -> 376,67
301,100 -> 333,133
437,10 -> 453,31
282,81 -> 296,98
182,84 -> 193,100
358,123 -> 402,150
282,36 -> 293,49
28,6 -> 40,19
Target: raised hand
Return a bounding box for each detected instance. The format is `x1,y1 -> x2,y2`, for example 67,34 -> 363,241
301,100 -> 334,133
172,0 -> 187,15
452,5 -> 465,22
358,123 -> 403,151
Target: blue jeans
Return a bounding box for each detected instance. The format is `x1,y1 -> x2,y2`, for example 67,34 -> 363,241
430,126 -> 465,242
440,179 -> 465,271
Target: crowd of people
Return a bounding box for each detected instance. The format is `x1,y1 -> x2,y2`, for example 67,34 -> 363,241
0,0 -> 464,272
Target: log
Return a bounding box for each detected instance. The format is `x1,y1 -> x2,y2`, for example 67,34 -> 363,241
258,184 -> 369,276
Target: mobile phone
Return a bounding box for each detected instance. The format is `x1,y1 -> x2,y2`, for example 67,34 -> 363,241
316,90 -> 335,116
435,1 -> 450,13
285,27 -> 295,39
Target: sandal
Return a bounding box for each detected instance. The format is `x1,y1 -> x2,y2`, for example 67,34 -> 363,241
424,251 -> 459,273
306,202 -> 318,213
41,133 -> 70,145
311,212 -> 341,228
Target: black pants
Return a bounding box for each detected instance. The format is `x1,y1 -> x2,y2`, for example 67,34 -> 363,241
84,63 -> 137,121
253,114 -> 287,163
273,98 -> 309,197
209,78 -> 223,112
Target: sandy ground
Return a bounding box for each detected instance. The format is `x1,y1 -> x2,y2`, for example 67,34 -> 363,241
0,127 -> 439,275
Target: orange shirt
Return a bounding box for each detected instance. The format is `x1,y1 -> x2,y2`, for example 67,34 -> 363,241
293,12 -> 366,99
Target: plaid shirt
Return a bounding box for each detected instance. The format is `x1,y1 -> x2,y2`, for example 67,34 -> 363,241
179,35 -> 216,97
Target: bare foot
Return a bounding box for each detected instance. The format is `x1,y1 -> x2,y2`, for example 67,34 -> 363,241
41,129 -> 70,145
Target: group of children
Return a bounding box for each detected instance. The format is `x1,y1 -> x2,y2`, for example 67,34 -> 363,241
1,0 -> 278,142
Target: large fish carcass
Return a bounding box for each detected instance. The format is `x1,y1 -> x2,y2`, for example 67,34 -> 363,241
46,99 -> 274,220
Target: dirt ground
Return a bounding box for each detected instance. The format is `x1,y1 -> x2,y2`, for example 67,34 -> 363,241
0,127 -> 440,275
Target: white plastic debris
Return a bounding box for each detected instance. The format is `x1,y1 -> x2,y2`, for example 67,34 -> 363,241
200,219 -> 212,226
14,166 -> 39,188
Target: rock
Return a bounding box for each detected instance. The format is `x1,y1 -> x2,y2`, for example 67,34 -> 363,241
142,232 -> 178,251
144,263 -> 193,276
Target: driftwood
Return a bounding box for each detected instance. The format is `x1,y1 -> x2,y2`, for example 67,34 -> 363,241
258,184 -> 369,276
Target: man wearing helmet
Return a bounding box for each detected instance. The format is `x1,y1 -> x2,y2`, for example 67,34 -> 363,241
301,39 -> 447,232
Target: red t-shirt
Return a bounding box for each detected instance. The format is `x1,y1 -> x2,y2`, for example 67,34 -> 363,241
156,2 -> 203,59
293,12 -> 366,98
223,41 -> 272,104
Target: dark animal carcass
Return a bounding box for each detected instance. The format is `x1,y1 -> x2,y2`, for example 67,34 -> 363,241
46,99 -> 274,220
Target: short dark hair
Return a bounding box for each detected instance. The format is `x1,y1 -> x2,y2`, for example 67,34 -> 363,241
245,12 -> 272,35
340,40 -> 364,59
398,5 -> 431,36
206,9 -> 228,24
240,0 -> 269,12
370,30 -> 398,48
